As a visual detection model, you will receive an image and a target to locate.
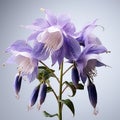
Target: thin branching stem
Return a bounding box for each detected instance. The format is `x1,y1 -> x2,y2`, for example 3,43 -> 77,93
62,64 -> 73,76
47,82 -> 58,100
58,62 -> 64,120
39,61 -> 60,83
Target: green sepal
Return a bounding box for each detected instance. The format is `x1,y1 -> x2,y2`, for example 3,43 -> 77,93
37,66 -> 55,82
59,99 -> 75,116
64,81 -> 76,97
43,111 -> 58,118
76,83 -> 84,90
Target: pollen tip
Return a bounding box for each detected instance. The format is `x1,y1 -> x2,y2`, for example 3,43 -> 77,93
40,8 -> 45,12
27,105 -> 32,111
93,107 -> 99,115
15,94 -> 20,99
37,104 -> 41,110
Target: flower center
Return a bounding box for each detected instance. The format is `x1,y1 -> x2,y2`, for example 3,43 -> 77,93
83,59 -> 97,79
37,26 -> 63,53
16,55 -> 35,75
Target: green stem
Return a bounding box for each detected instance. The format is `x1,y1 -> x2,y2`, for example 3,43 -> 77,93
58,62 -> 64,120
62,65 -> 73,76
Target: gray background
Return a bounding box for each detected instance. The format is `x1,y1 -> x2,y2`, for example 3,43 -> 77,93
0,0 -> 120,120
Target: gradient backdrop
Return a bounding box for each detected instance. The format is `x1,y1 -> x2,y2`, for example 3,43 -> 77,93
0,0 -> 120,120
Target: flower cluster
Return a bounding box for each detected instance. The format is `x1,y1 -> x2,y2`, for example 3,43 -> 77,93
6,9 -> 109,117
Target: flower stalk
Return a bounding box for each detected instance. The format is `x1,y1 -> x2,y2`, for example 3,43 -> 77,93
58,62 -> 64,120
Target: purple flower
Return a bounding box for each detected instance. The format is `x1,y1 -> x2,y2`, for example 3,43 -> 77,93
76,44 -> 107,84
24,9 -> 81,65
6,40 -> 38,82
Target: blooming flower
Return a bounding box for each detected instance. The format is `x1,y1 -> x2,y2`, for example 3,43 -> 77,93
24,9 -> 81,65
75,44 -> 107,84
6,40 -> 38,82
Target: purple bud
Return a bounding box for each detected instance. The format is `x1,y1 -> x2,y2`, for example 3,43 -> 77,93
29,85 -> 40,108
71,67 -> 80,88
38,83 -> 47,109
14,74 -> 22,97
87,80 -> 97,108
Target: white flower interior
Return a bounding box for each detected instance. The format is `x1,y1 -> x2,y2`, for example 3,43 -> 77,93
16,55 -> 35,75
37,26 -> 63,53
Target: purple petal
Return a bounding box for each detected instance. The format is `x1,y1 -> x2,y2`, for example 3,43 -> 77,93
45,9 -> 57,25
76,19 -> 97,45
6,40 -> 32,53
32,42 -> 50,60
63,22 -> 76,35
64,37 -> 81,60
51,45 -> 65,66
28,66 -> 38,82
96,60 -> 106,67
6,55 -> 16,64
29,85 -> 40,107
87,80 -> 97,108
86,44 -> 107,54
71,67 -> 80,88
33,18 -> 49,28
27,31 -> 41,41
80,73 -> 87,84
14,74 -> 22,96
39,83 -> 47,105
57,14 -> 70,27
85,34 -> 102,45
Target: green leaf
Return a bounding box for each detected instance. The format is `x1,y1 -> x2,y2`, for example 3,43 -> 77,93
64,81 -> 76,97
59,99 -> 75,116
77,83 -> 84,90
43,111 -> 58,118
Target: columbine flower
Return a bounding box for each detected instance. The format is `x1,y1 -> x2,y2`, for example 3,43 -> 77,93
76,44 -> 107,84
6,40 -> 38,82
76,19 -> 104,46
24,9 -> 81,65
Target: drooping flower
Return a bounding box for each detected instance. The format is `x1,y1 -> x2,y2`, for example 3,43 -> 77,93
6,40 -> 38,82
24,9 -> 81,65
76,44 -> 107,84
